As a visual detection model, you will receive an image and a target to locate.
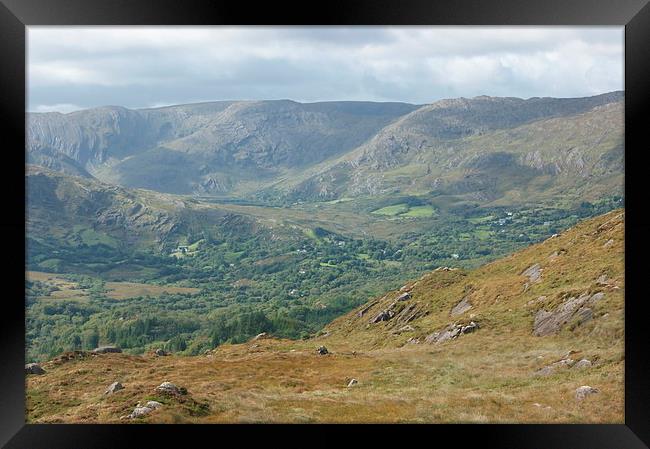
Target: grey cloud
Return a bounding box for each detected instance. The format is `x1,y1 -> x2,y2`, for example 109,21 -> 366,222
27,26 -> 623,112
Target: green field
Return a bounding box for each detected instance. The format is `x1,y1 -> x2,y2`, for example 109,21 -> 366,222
371,203 -> 410,216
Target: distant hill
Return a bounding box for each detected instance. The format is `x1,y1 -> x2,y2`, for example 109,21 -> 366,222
28,92 -> 623,206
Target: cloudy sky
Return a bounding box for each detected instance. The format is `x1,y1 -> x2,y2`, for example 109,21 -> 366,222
27,26 -> 623,113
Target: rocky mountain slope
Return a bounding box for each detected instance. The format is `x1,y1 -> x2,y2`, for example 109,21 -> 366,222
28,100 -> 418,194
28,92 -> 623,205
26,209 -> 624,423
26,164 -> 269,254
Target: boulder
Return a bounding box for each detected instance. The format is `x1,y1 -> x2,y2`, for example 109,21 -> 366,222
460,321 -> 479,334
92,346 -> 122,354
347,378 -> 358,387
145,401 -> 163,409
397,292 -> 412,301
575,386 -> 599,400
155,381 -> 186,396
104,381 -> 124,395
127,406 -> 155,419
25,363 -> 45,375
574,359 -> 592,369
317,346 -> 329,355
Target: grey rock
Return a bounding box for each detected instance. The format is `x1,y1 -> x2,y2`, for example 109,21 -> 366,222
145,401 -> 163,409
128,406 -> 155,419
574,359 -> 592,369
370,310 -> 393,324
575,386 -> 599,400
532,292 -> 596,336
451,296 -> 472,317
92,346 -> 122,354
397,292 -> 412,301
25,363 -> 45,375
104,381 -> 124,394
522,263 -> 543,283
460,321 -> 479,334
155,381 -> 185,395
534,357 -> 575,376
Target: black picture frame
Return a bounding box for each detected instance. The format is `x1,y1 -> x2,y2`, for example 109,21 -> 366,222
1,0 -> 649,447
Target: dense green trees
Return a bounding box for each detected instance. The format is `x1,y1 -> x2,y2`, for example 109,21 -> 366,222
26,196 -> 623,362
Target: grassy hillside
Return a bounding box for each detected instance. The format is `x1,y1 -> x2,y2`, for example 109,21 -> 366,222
26,209 -> 624,423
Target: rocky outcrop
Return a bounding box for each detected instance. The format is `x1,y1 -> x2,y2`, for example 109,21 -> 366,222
104,382 -> 124,394
425,321 -> 479,344
155,381 -> 187,396
522,263 -> 543,283
123,400 -> 163,419
397,292 -> 412,301
451,296 -> 472,317
533,292 -> 605,336
92,346 -> 122,354
25,363 -> 45,375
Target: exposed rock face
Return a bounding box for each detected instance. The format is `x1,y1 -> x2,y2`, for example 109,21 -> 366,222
425,321 -> 479,344
92,346 -> 122,354
25,363 -> 45,375
104,382 -> 124,394
369,298 -> 429,327
522,263 -> 543,283
532,292 -> 605,336
575,386 -> 599,400
451,296 -> 472,317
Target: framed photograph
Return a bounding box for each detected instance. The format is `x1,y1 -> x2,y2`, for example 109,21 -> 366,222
1,0 -> 649,447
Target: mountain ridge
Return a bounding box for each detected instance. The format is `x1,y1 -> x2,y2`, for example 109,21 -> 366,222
28,92 -> 623,204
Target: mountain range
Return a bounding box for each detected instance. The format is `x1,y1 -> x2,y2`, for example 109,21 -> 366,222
28,91 -> 624,205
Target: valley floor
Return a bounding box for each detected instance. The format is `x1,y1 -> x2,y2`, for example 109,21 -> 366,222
26,332 -> 623,424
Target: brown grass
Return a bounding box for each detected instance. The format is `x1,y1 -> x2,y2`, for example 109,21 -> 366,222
26,210 -> 624,423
